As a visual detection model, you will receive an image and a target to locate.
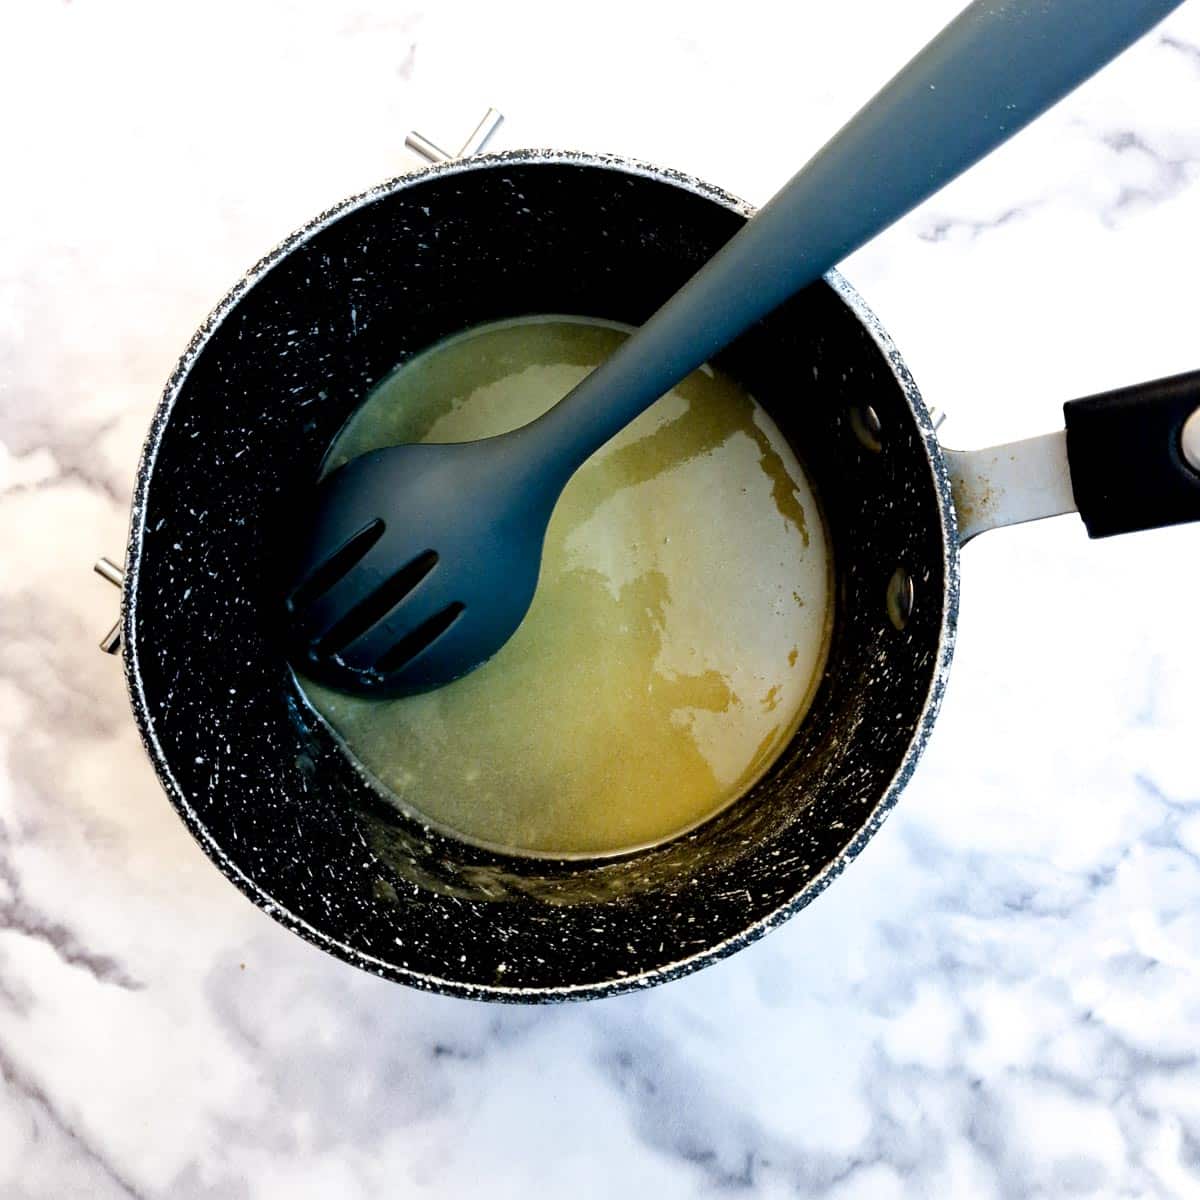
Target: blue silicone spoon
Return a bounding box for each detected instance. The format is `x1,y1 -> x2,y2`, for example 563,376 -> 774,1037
289,0 -> 1185,696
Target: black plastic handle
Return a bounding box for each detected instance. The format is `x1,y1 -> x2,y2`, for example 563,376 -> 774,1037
1064,370 -> 1200,538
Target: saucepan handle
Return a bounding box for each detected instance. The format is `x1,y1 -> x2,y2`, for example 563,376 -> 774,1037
944,369 -> 1200,544
1063,369 -> 1200,538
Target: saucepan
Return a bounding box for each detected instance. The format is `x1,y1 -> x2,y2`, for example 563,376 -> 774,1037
98,134 -> 1200,1001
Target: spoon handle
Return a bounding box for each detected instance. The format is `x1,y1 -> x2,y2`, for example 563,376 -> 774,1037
531,0 -> 1184,471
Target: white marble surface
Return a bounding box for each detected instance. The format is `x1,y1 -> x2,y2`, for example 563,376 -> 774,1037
2,0 -> 1200,1194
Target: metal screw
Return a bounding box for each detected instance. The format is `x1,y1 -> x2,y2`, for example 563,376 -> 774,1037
850,404 -> 883,453
405,107 -> 504,164
98,621 -> 122,655
886,567 -> 914,631
94,556 -> 124,588
94,556 -> 124,655
1182,405 -> 1200,474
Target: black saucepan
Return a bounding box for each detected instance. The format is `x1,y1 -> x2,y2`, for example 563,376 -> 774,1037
115,150 -> 1200,1001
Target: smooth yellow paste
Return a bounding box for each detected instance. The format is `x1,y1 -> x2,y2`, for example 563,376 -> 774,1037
297,316 -> 832,857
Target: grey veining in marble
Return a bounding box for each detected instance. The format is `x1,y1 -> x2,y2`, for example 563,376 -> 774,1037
1,0 -> 1199,1195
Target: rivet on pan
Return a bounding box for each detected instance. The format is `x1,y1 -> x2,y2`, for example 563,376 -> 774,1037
1182,405 -> 1200,474
886,567 -> 914,631
850,404 -> 883,452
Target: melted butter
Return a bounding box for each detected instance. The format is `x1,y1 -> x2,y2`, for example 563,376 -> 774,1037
297,316 -> 833,857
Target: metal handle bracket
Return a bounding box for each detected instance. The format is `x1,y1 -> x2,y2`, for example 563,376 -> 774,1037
944,432 -> 1078,545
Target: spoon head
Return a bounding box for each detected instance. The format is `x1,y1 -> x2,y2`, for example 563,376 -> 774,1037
284,439 -> 551,697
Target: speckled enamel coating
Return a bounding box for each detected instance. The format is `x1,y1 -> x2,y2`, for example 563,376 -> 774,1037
120,150 -> 960,1002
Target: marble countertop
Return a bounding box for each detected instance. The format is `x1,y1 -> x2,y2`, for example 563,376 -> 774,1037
3,1 -> 1200,1195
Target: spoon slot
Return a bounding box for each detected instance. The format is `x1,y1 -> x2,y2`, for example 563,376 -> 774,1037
290,519 -> 386,613
313,549 -> 439,657
377,602 -> 466,673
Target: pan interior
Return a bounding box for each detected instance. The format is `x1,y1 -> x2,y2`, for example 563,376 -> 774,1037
294,313 -> 836,860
